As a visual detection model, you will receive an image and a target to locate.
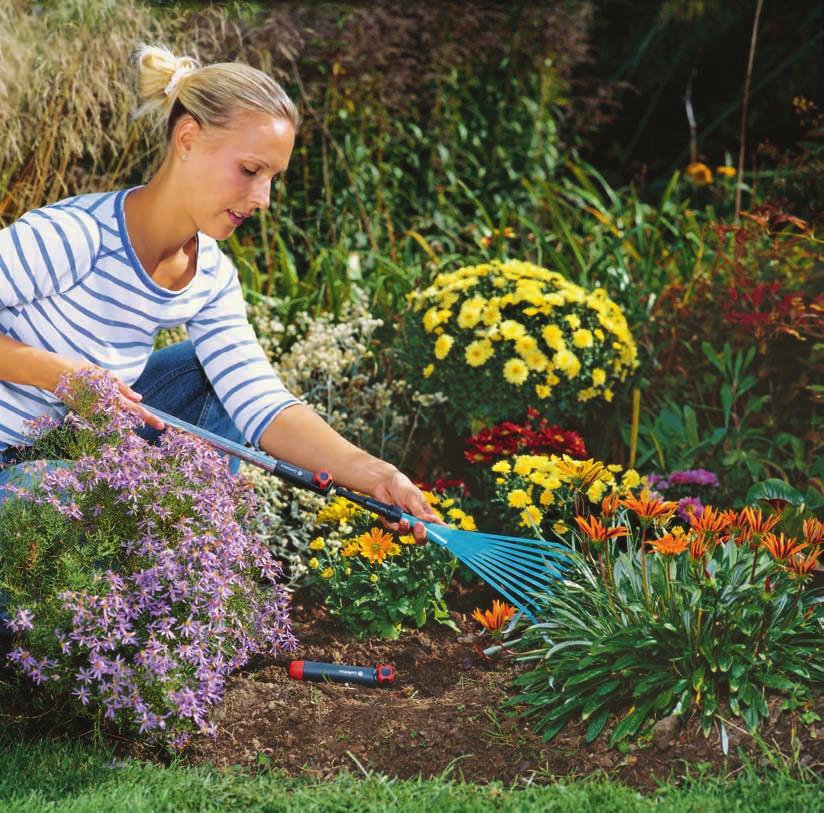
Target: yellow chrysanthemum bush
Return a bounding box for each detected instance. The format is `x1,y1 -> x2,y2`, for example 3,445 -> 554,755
403,260 -> 638,430
489,452 -> 643,540
307,489 -> 477,638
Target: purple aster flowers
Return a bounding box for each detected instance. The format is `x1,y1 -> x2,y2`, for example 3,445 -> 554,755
0,369 -> 297,747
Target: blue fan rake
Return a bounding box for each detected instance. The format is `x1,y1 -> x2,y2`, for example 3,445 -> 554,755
144,407 -> 571,620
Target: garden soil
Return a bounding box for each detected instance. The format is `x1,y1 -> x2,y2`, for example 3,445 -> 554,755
188,583 -> 824,787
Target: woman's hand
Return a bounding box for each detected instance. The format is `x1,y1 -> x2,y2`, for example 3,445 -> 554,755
370,466 -> 447,543
57,358 -> 166,431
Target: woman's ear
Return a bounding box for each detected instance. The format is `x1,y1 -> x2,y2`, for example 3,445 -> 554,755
172,113 -> 202,162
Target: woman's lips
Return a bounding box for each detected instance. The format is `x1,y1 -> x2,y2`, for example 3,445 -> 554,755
227,209 -> 247,226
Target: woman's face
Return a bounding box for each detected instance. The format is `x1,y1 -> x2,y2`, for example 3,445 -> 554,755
178,109 -> 295,240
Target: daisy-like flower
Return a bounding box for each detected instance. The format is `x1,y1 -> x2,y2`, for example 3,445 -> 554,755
320,567 -> 334,579
309,538 -> 325,550
574,515 -> 628,544
649,527 -> 690,556
738,506 -> 780,546
619,489 -> 677,524
507,489 -> 531,509
601,490 -> 620,518
357,528 -> 401,564
472,600 -> 516,632
434,334 -> 454,360
503,358 -> 529,386
685,161 -> 713,185
465,339 -> 494,367
762,532 -> 807,562
803,518 -> 823,547
555,457 -> 606,491
688,504 -> 729,536
339,540 -> 361,557
783,548 -> 821,581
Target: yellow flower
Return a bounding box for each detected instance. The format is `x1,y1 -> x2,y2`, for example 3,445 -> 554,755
685,162 -> 713,185
423,307 -> 442,333
587,480 -> 606,503
457,297 -> 485,329
535,384 -> 551,399
309,537 -> 325,550
447,507 -> 465,520
465,338 -> 494,367
603,388 -> 614,402
507,489 -> 531,508
515,335 -> 538,356
553,348 -> 581,379
542,324 -> 564,350
344,567 -> 352,575
716,165 -> 736,178
316,498 -> 356,524
320,567 -> 334,579
434,334 -> 454,360
491,460 -> 511,474
370,573 -> 379,583
591,367 -> 606,386
520,505 -> 542,527
553,521 -> 569,535
398,534 -> 417,545
460,514 -> 477,531
572,328 -> 593,349
539,489 -> 554,506
524,349 -> 549,372
308,557 -> 319,570
622,469 -> 641,490
422,363 -> 434,378
500,320 -> 527,340
503,358 -> 529,386
340,541 -> 360,557
564,313 -> 581,330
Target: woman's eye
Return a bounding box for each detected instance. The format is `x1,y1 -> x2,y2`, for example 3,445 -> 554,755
242,167 -> 257,176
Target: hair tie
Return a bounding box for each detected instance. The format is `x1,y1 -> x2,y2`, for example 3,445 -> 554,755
164,65 -> 194,98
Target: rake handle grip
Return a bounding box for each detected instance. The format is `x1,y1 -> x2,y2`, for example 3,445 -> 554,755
334,486 -> 404,524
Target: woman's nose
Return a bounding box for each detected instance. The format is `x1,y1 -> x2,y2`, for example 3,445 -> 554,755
250,177 -> 272,211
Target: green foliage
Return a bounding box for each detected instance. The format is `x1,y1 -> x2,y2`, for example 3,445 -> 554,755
507,502 -> 823,747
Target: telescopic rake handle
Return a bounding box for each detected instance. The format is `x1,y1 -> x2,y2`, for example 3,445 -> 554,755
142,406 -> 334,496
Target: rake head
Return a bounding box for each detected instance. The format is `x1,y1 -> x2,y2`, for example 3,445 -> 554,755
401,513 -> 570,622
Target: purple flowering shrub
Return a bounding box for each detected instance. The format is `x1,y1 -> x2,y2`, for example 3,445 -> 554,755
0,370 -> 296,747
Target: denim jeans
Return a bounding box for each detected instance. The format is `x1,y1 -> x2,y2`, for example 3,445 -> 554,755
0,340 -> 244,640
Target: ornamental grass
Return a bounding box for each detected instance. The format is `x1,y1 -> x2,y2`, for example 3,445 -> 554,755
506,495 -> 823,748
0,370 -> 296,748
404,259 -> 638,431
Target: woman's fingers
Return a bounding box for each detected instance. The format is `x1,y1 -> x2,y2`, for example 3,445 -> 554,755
115,381 -> 165,430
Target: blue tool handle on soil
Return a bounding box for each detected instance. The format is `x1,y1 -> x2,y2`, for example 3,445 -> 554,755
288,660 -> 395,687
334,486 -> 403,523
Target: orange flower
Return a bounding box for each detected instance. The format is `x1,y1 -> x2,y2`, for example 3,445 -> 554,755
689,505 -> 730,536
649,528 -> 689,556
472,600 -> 516,632
761,532 -> 807,562
688,533 -> 711,561
357,527 -> 401,564
803,518 -> 824,547
601,490 -> 620,518
739,506 -> 780,541
574,514 -> 628,544
619,490 -> 677,524
685,162 -> 713,185
783,548 -> 820,581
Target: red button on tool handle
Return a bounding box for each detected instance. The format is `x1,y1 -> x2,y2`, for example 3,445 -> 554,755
312,471 -> 333,492
375,664 -> 395,685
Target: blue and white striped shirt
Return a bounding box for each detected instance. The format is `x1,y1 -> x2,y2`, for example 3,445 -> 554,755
0,188 -> 298,452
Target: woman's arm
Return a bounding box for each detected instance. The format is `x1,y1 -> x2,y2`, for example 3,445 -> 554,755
0,334 -> 164,429
258,404 -> 440,537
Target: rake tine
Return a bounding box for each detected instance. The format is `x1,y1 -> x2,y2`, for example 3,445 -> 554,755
458,555 -> 543,621
467,550 -> 549,605
473,549 -> 555,598
481,539 -> 568,573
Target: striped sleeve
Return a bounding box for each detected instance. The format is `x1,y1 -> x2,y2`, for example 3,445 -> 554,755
0,205 -> 101,308
186,251 -> 300,447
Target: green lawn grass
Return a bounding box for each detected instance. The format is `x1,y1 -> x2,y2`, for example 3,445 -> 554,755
0,734 -> 820,813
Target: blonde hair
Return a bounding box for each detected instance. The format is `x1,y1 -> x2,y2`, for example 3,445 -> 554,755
134,44 -> 299,140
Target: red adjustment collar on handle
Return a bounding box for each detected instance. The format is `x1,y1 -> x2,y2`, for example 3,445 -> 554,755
375,663 -> 395,685
288,660 -> 304,680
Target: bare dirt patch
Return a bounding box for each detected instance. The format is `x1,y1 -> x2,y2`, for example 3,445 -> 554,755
187,584 -> 824,787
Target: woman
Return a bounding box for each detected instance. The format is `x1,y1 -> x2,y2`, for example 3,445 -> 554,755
0,44 -> 437,540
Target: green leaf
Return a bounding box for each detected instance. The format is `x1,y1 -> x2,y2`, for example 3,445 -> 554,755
745,479 -> 805,507
585,706 -> 611,743
608,699 -> 656,747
